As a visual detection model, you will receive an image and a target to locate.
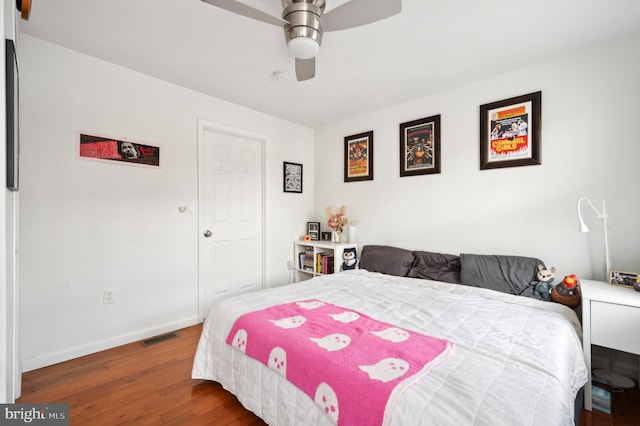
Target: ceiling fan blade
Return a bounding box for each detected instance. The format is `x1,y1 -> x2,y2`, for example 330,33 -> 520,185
323,0 -> 402,32
295,58 -> 316,81
200,0 -> 287,27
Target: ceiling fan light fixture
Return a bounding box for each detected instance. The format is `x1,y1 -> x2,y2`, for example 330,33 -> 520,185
202,0 -> 402,81
282,1 -> 323,59
287,36 -> 320,59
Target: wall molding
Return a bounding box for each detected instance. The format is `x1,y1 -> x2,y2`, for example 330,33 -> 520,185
22,316 -> 198,372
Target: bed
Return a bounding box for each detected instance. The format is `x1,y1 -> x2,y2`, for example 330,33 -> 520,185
192,245 -> 587,425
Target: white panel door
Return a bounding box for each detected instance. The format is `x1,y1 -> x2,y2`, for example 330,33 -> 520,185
198,121 -> 264,320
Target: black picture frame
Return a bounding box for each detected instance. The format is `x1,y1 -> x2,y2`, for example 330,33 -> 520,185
399,115 -> 441,177
307,222 -> 320,240
344,130 -> 373,182
283,161 -> 303,193
480,91 -> 541,170
6,39 -> 18,191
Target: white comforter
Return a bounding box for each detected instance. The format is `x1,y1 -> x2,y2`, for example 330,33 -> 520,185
192,270 -> 587,426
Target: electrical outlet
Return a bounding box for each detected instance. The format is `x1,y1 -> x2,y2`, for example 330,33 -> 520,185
287,260 -> 294,270
103,288 -> 117,305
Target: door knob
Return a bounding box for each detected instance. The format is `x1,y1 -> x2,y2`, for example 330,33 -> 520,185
204,230 -> 212,238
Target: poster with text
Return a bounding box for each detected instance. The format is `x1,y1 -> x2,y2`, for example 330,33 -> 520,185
488,102 -> 532,162
344,131 -> 373,182
480,91 -> 541,170
79,133 -> 160,167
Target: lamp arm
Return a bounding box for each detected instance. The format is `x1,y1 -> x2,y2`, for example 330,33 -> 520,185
601,200 -> 612,275
577,197 -> 612,280
578,196 -> 606,220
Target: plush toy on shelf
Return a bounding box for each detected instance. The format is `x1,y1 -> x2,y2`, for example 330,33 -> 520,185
341,247 -> 358,271
551,274 -> 581,308
531,264 -> 556,301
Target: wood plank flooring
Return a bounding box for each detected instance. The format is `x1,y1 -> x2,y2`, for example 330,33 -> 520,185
17,324 -> 639,425
580,382 -> 640,426
17,324 -> 266,425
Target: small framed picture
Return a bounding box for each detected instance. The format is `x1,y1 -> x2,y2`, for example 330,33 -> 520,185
609,270 -> 640,288
307,222 -> 320,240
344,131 -> 373,182
479,91 -> 541,170
400,115 -> 441,177
321,231 -> 331,241
283,161 -> 303,193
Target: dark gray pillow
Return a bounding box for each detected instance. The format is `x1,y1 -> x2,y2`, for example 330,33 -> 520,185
359,245 -> 415,277
407,251 -> 462,284
460,253 -> 543,295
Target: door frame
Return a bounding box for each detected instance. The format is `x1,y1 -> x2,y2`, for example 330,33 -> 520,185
196,119 -> 266,321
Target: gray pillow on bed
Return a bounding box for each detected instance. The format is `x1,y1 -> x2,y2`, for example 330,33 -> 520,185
407,251 -> 462,284
359,245 -> 415,277
460,253 -> 542,296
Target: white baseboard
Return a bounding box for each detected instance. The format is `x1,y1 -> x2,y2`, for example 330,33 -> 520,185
21,316 -> 200,372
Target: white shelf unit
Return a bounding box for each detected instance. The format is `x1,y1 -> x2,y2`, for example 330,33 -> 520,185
293,240 -> 357,282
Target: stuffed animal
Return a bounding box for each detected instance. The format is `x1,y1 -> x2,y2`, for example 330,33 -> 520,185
553,274 -> 579,297
551,274 -> 581,308
531,264 -> 556,301
341,247 -> 358,271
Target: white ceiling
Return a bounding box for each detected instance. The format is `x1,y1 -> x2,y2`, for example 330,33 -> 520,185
19,0 -> 640,128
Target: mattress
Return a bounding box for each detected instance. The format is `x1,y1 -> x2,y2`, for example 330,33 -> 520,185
192,269 -> 587,425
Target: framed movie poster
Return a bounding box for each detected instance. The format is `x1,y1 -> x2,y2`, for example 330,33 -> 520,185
344,131 -> 373,182
480,91 -> 541,170
79,133 -> 161,167
399,115 -> 441,177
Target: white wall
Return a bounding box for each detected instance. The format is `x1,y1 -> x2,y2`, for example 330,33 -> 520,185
18,35 -> 314,371
314,32 -> 640,282
17,29 -> 640,374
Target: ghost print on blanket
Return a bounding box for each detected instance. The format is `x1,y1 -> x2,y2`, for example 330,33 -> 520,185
226,300 -> 451,425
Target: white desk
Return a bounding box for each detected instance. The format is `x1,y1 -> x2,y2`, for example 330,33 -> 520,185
581,279 -> 640,410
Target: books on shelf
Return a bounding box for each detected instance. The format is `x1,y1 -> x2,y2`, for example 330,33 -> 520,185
300,247 -> 315,272
591,384 -> 611,414
315,252 -> 334,274
295,241 -> 353,277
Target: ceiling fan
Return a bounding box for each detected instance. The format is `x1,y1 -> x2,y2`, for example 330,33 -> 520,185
201,0 -> 402,81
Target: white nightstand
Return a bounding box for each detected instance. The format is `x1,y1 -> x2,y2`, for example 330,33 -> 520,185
581,279 -> 640,410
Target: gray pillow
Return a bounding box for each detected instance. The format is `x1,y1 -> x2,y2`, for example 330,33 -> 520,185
359,245 -> 415,277
460,253 -> 543,295
407,251 -> 462,284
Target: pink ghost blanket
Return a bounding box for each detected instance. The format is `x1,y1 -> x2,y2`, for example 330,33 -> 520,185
226,299 -> 451,425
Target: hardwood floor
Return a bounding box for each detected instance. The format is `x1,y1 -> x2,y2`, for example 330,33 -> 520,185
17,324 -> 639,425
579,382 -> 640,426
17,324 -> 266,425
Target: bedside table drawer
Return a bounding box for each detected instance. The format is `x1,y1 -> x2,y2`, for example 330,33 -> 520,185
591,301 -> 640,355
